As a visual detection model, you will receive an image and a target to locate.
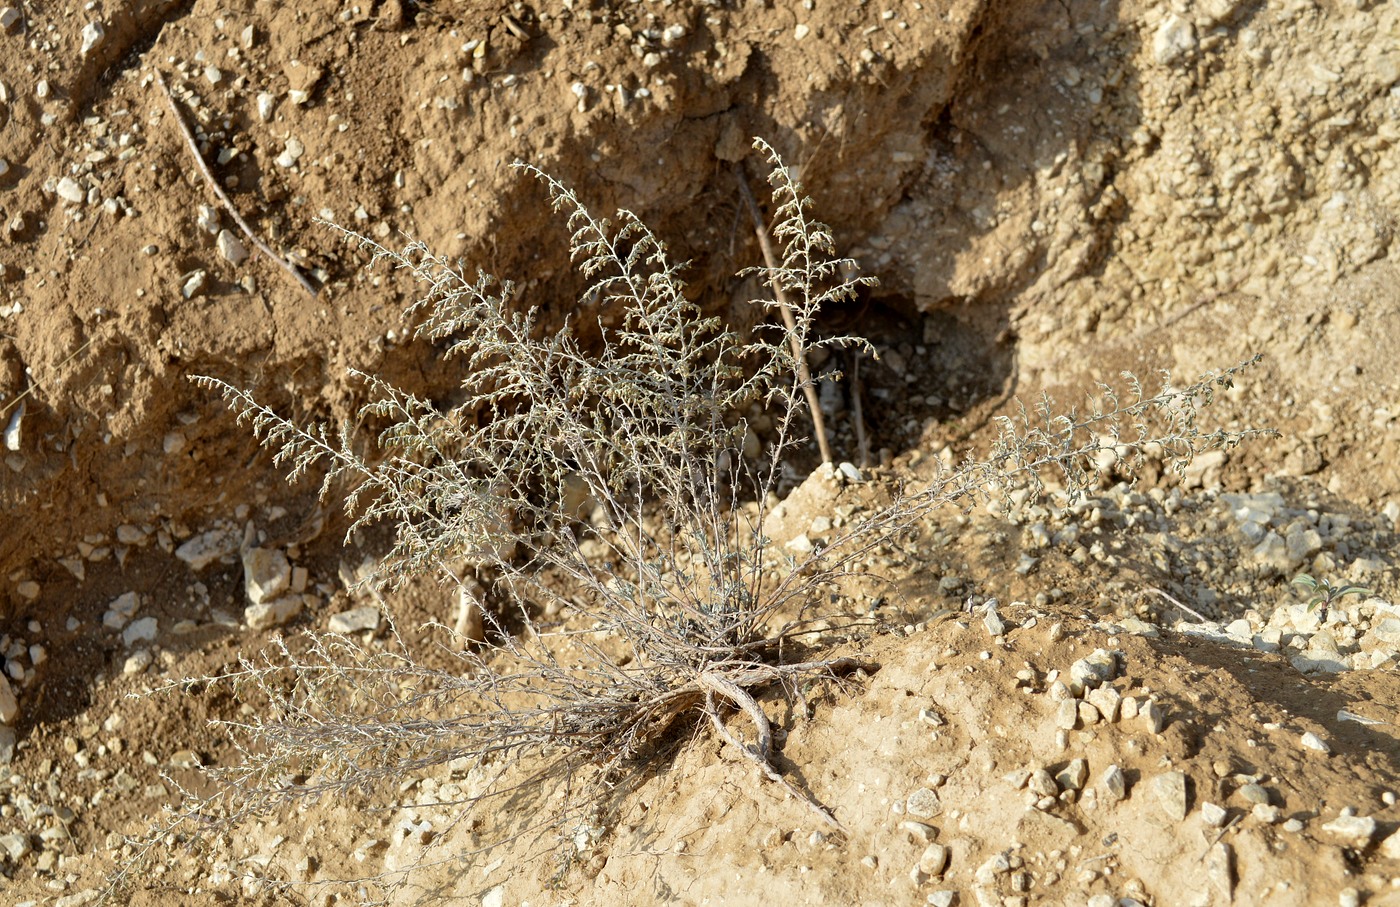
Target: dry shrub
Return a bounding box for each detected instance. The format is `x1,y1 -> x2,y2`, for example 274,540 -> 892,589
111,139 -> 1268,899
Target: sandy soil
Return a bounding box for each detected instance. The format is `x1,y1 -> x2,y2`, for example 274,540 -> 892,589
4,1 -> 1400,904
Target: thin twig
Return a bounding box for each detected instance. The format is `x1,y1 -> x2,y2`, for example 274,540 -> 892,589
1145,586 -> 1210,623
155,70 -> 318,298
0,335 -> 98,422
735,170 -> 832,465
850,350 -> 869,469
1198,813 -> 1242,862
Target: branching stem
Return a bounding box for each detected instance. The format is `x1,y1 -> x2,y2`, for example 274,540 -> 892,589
736,170 -> 833,465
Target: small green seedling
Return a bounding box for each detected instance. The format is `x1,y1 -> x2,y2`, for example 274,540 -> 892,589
1291,573 -> 1371,622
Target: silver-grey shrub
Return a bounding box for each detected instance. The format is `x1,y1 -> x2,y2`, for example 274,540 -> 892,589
137,139 -> 1265,893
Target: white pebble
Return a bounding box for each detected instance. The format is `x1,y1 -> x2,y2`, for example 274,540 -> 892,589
275,137 -> 305,168
216,229 -> 248,265
56,177 -> 85,203
1301,731 -> 1331,754
80,21 -> 105,56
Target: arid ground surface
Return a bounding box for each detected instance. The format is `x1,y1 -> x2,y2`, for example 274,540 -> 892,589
5,1 -> 1400,905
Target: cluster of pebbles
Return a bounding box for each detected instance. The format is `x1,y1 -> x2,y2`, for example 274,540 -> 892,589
3,458 -> 1399,898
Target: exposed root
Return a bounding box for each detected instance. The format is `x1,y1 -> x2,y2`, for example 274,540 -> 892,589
691,659 -> 870,834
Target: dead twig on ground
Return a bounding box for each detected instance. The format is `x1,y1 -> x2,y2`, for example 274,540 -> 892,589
155,70 -> 318,298
1145,586 -> 1211,623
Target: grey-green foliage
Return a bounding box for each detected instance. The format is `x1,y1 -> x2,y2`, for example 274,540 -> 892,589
167,139 -> 1268,892
203,140 -> 874,660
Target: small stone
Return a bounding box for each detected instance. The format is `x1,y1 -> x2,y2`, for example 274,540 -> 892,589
794,23 -> 810,40
1283,818 -> 1306,833
121,616 -> 158,647
0,831 -> 32,861
1225,618 -> 1253,638
1068,649 -> 1118,693
56,177 -> 86,203
1206,842 -> 1234,901
0,8 -> 20,32
175,528 -> 240,570
1086,685 -> 1121,721
928,892 -> 956,907
919,707 -> 946,727
1078,701 -> 1101,725
0,725 -> 15,763
1286,525 -> 1323,564
1101,764 -> 1127,802
0,673 -> 17,724
257,91 -> 276,121
1339,888 -> 1361,907
276,137 -> 305,168
1201,802 -> 1228,827
3,399 -> 21,451
1057,759 -> 1089,791
328,605 -> 381,634
15,579 -> 38,600
122,649 -> 152,675
900,820 -> 937,843
1117,617 -> 1159,637
1378,828 -> 1400,859
1236,783 -> 1271,805
1029,768 -> 1058,798
1322,814 -> 1377,847
984,609 -> 1006,638
80,21 -> 105,56
243,547 -> 291,604
1055,697 -> 1079,730
1121,696 -> 1140,721
786,533 -> 814,554
116,524 -> 147,545
181,269 -> 207,299
216,229 -> 248,265
245,595 -> 305,630
104,591 -> 140,629
919,842 -> 949,877
1153,14 -> 1196,65
1252,803 -> 1280,824
907,787 -> 942,819
1301,731 -> 1331,754
975,853 -> 1010,885
1368,617 -> 1400,647
1141,699 -> 1167,734
1153,771 -> 1189,821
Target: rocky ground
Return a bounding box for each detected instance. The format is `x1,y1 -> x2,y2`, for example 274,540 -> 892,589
4,0 -> 1400,904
